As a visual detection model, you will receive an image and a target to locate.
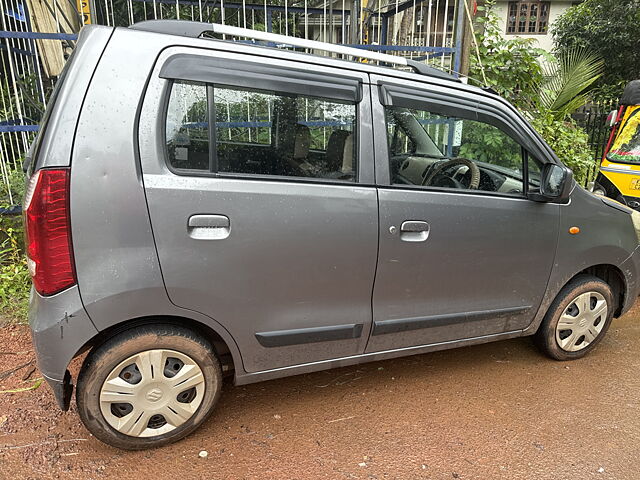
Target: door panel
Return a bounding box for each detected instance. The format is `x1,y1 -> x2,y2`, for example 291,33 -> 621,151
368,189 -> 559,352
138,48 -> 377,373
144,176 -> 378,372
367,75 -> 560,352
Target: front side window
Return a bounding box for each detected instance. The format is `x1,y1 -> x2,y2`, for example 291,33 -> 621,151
507,1 -> 550,34
386,106 -> 528,194
165,81 -> 357,182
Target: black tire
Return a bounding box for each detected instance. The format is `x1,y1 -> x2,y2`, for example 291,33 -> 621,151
76,324 -> 222,450
535,275 -> 615,361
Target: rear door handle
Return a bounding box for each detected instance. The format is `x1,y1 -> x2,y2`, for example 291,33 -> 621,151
400,220 -> 430,242
187,214 -> 230,240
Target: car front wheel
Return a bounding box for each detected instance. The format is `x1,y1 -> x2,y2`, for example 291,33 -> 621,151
535,275 -> 615,361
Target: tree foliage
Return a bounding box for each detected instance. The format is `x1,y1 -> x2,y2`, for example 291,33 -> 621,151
469,2 -> 599,184
469,1 -> 544,108
459,121 -> 522,170
526,49 -> 603,184
551,0 -> 640,98
534,48 -> 604,121
0,219 -> 29,322
530,114 -> 596,185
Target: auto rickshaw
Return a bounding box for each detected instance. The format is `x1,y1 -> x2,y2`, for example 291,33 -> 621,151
593,80 -> 640,209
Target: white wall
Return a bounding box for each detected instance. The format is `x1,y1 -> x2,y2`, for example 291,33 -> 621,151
494,1 -> 574,52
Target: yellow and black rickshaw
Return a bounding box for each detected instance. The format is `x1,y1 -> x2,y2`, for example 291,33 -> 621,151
594,80 -> 640,209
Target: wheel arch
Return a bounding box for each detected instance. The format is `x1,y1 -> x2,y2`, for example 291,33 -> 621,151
76,315 -> 239,376
595,172 -> 625,202
525,262 -> 629,337
576,264 -> 626,317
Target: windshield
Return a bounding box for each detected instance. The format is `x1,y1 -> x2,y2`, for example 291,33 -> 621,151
607,105 -> 640,164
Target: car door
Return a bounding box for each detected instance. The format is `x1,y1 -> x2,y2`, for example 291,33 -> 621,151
138,47 -> 378,373
367,75 -> 560,353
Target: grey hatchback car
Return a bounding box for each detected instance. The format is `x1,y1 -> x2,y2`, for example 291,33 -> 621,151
25,19 -> 640,449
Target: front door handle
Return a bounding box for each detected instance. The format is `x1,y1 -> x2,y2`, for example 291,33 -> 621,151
187,214 -> 230,240
400,220 -> 430,242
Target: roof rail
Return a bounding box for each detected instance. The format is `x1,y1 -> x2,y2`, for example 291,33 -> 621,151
129,20 -> 458,82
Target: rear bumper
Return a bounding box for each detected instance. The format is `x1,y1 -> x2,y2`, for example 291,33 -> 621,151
28,285 -> 98,410
43,371 -> 73,411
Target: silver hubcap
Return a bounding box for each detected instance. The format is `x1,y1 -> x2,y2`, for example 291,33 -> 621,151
555,291 -> 608,352
100,349 -> 205,438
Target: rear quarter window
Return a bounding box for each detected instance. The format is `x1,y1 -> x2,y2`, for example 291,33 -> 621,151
165,81 -> 209,171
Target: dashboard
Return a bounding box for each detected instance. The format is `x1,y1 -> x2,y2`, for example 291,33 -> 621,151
392,155 -> 524,194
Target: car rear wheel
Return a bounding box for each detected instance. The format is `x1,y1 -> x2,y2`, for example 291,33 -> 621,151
77,324 -> 222,449
535,275 -> 615,360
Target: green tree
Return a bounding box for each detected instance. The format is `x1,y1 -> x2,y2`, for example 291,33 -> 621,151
535,48 -> 603,121
469,1 -> 545,108
551,0 -> 640,99
526,49 -> 604,185
530,114 -> 595,185
469,2 -> 600,185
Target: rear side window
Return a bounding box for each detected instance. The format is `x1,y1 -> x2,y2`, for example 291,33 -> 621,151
165,81 -> 357,182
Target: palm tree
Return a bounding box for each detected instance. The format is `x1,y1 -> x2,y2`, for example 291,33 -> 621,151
535,48 -> 604,120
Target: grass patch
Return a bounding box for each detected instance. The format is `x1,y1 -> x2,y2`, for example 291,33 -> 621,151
0,217 -> 30,325
1,170 -> 30,325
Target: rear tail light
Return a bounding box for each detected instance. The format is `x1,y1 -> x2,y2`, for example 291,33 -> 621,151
24,168 -> 76,296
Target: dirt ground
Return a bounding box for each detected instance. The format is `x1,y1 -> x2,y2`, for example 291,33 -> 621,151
1,304 -> 640,480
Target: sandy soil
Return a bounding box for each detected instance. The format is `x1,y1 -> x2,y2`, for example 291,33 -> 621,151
1,303 -> 640,480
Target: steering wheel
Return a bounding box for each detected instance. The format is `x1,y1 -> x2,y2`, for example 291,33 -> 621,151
422,157 -> 481,189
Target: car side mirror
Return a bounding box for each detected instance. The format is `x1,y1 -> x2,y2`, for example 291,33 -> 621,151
529,163 -> 573,203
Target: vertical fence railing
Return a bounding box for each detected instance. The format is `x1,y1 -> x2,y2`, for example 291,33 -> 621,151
1,0 -> 463,205
572,101 -> 617,183
1,0 -> 72,205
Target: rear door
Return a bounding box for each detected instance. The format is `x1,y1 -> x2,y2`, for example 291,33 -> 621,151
138,47 -> 378,373
367,75 -> 560,352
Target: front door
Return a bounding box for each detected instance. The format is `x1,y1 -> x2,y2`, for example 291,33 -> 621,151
139,48 -> 378,373
367,76 -> 560,352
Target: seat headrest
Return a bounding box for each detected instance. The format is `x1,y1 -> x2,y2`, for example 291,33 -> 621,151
342,133 -> 354,173
325,130 -> 352,172
293,124 -> 311,160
